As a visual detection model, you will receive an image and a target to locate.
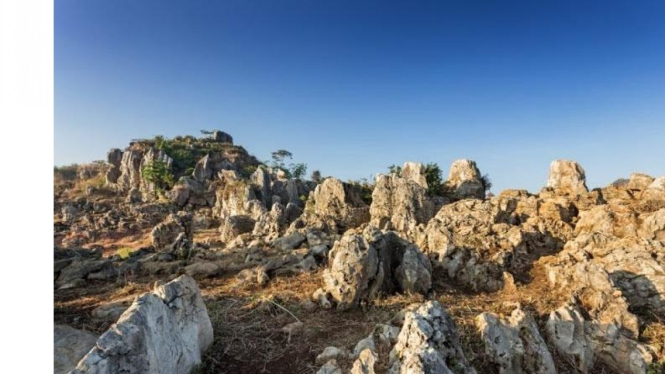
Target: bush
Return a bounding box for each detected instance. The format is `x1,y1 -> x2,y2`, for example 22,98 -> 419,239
387,164 -> 402,176
311,170 -> 322,183
423,162 -> 445,196
141,160 -> 175,195
480,174 -> 492,192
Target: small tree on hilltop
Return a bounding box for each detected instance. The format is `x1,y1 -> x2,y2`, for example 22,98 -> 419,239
141,160 -> 175,196
423,162 -> 445,196
291,163 -> 307,179
388,164 -> 402,176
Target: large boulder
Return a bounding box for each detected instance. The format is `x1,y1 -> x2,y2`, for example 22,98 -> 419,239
546,159 -> 588,195
54,325 -> 98,374
321,234 -> 381,310
476,307 -> 556,374
546,299 -> 652,374
219,214 -> 256,242
370,172 -> 438,238
150,211 -> 193,252
445,159 -> 486,200
212,130 -> 233,143
303,178 -> 370,233
71,275 -> 213,374
401,162 -> 428,189
388,301 -> 475,374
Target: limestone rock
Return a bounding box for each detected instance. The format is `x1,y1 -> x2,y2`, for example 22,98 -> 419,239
71,275 -> 213,374
272,232 -> 306,251
303,178 -> 370,233
351,349 -> 377,374
446,159 -> 486,200
185,261 -> 223,279
370,173 -> 438,238
317,359 -> 342,374
401,162 -> 428,189
389,301 -> 475,374
54,325 -> 98,374
322,234 -> 381,310
546,159 -> 588,195
151,211 -> 193,252
316,347 -> 347,365
220,214 -> 256,242
476,307 -> 556,374
212,130 -> 233,143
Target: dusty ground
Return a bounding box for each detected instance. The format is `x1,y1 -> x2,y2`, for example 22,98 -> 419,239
54,253 -> 664,374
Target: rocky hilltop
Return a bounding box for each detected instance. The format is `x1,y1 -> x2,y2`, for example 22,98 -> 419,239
54,131 -> 665,374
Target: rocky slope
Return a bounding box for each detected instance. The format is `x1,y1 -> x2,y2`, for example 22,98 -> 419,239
54,132 -> 665,374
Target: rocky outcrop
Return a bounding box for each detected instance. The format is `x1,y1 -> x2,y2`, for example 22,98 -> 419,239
220,214 -> 256,242
546,299 -> 652,374
546,159 -> 588,195
476,307 -> 556,374
302,178 -> 370,233
54,325 -> 98,374
150,211 -> 193,252
388,301 -> 475,374
71,275 -> 213,374
320,234 -> 381,310
212,130 -> 233,143
317,228 -> 432,310
370,171 -> 439,239
401,162 -> 428,189
445,159 -> 485,200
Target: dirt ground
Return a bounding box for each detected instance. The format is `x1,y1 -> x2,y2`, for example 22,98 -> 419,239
54,253 -> 665,374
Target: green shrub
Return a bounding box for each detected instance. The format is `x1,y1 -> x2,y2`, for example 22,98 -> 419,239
141,160 -> 175,194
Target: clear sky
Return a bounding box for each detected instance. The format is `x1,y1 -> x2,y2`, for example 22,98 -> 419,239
55,0 -> 665,193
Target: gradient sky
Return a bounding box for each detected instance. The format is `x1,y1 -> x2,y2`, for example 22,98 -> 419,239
55,0 -> 665,193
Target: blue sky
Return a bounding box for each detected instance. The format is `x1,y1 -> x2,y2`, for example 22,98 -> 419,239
55,0 -> 665,193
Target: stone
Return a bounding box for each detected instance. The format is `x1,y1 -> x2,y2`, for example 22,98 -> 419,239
546,159 -> 588,195
446,159 -> 486,200
151,212 -> 193,252
220,214 -> 256,242
71,275 -> 213,374
370,173 -> 438,238
322,234 -> 381,310
56,259 -> 113,287
272,232 -> 306,251
317,359 -> 342,374
389,301 -> 476,374
185,261 -> 223,279
627,173 -> 655,190
394,244 -> 432,295
353,335 -> 377,356
546,300 -> 652,374
303,178 -> 370,233
91,300 -> 131,322
476,307 -> 556,374
54,325 -> 98,374
351,349 -> 377,374
316,347 -> 347,365
401,162 -> 428,189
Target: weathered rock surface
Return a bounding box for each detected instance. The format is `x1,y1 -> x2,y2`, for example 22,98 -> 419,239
370,170 -> 439,239
54,325 -> 98,374
476,307 -> 556,374
388,301 -> 475,374
302,178 -> 370,233
445,159 -> 486,200
150,211 -> 193,252
71,275 -> 213,374
546,159 -> 588,195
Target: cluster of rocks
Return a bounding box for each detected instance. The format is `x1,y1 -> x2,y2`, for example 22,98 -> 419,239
56,275 -> 213,374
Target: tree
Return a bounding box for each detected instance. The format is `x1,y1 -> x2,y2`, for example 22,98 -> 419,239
311,170 -> 322,183
291,163 -> 307,179
141,160 -> 175,196
480,174 -> 492,192
423,162 -> 445,196
388,164 -> 402,176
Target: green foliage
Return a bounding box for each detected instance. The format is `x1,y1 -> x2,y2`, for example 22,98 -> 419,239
291,163 -> 307,179
141,160 -> 175,194
647,361 -> 665,374
240,164 -> 258,179
116,247 -> 136,260
423,162 -> 446,196
348,178 -> 374,205
480,173 -> 492,192
388,164 -> 402,176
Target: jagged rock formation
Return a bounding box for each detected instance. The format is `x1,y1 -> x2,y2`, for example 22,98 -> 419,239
445,159 -> 486,200
54,325 -> 98,374
71,275 -> 213,374
546,159 -> 588,195
370,163 -> 440,239
388,301 -> 476,374
299,178 -> 370,233
150,211 -> 193,252
316,228 -> 432,310
476,307 -> 556,374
